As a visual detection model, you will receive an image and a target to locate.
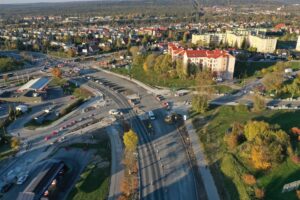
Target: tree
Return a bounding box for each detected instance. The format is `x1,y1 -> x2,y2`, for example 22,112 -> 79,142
244,121 -> 269,141
129,46 -> 139,57
67,48 -> 76,58
116,38 -> 123,49
192,70 -> 215,113
251,145 -> 272,170
8,105 -> 16,121
242,173 -> 256,185
10,137 -> 20,149
51,67 -> 62,78
182,32 -> 189,43
123,129 -> 138,152
224,122 -> 245,150
141,35 -> 149,46
175,59 -> 186,79
252,94 -> 265,112
285,78 -> 300,98
262,72 -> 284,94
160,54 -> 173,74
143,54 -> 157,72
254,188 -> 265,199
154,55 -> 165,74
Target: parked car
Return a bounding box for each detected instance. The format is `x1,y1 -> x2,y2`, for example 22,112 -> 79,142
0,183 -> 14,193
109,109 -> 122,116
44,136 -> 51,141
17,174 -> 28,185
155,95 -> 164,101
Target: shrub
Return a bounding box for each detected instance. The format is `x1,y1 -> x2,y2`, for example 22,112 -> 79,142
242,173 -> 256,185
254,188 -> 265,199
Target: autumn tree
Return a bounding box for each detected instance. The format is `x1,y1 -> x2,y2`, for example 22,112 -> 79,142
67,48 -> 76,58
242,173 -> 256,185
224,122 -> 245,150
11,137 -> 20,149
123,129 -> 138,152
51,67 -> 62,78
284,77 -> 300,98
252,94 -> 265,112
262,72 -> 284,94
143,54 -> 157,72
255,188 -> 265,199
129,46 -> 139,57
244,120 -> 269,141
175,59 -> 186,79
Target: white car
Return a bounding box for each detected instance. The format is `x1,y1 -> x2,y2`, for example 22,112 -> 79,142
17,174 -> 28,185
109,109 -> 122,116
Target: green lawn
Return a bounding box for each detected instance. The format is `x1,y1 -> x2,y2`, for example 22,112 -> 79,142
234,61 -> 276,79
193,106 -> 300,200
258,158 -> 300,200
67,137 -> 111,200
111,66 -> 195,89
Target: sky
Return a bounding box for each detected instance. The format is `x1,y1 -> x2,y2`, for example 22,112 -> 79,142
0,0 -> 99,4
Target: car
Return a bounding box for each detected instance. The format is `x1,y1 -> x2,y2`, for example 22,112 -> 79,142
44,136 -> 51,141
50,139 -> 58,145
17,174 -> 28,185
155,95 -> 164,101
0,183 -> 14,193
164,113 -> 183,124
58,136 -> 66,142
109,109 -> 122,116
52,131 -> 58,136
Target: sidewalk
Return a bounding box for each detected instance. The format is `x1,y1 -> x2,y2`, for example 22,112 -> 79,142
107,124 -> 124,200
185,119 -> 220,200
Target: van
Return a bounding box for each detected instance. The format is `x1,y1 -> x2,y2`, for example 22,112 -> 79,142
148,111 -> 155,120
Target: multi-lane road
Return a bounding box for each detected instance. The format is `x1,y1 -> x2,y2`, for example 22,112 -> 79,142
82,70 -> 204,200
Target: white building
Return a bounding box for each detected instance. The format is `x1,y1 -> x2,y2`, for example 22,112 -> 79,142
168,43 -> 236,80
296,36 -> 300,51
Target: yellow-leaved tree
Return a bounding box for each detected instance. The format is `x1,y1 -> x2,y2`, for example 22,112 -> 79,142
123,129 -> 138,152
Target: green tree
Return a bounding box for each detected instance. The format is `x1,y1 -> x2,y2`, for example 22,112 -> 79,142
192,70 -> 215,113
175,59 -> 186,79
8,105 -> 16,121
141,35 -> 149,46
182,32 -> 189,43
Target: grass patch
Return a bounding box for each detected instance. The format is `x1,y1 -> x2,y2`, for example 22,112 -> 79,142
214,85 -> 236,94
258,158 -> 300,200
111,66 -> 195,89
234,61 -> 276,79
67,137 -> 111,200
24,98 -> 85,129
194,106 -> 300,200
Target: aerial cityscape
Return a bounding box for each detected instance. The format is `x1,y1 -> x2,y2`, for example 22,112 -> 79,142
0,0 -> 300,200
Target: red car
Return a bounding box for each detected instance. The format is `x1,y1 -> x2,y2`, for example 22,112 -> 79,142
52,131 -> 58,136
45,136 -> 51,141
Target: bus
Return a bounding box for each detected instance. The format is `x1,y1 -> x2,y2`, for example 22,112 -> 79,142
148,111 -> 155,120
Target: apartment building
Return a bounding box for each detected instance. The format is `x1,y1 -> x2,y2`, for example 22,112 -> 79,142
296,36 -> 300,51
168,43 -> 236,80
191,33 -> 226,46
191,29 -> 278,53
248,35 -> 277,53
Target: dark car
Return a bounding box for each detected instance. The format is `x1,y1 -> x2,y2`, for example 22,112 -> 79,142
164,113 -> 183,124
1,183 -> 14,193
